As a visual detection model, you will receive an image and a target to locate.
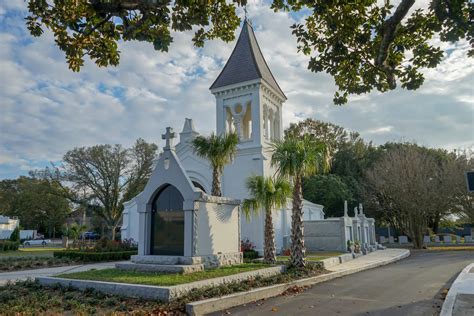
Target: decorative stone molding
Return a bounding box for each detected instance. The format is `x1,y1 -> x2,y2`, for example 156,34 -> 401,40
192,209 -> 198,256
200,252 -> 243,268
213,83 -> 259,97
197,194 -> 241,205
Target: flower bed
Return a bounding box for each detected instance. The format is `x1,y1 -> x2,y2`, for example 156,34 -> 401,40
0,256 -> 78,271
2,265 -> 326,314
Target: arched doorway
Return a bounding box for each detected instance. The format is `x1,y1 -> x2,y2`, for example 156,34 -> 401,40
150,184 -> 184,256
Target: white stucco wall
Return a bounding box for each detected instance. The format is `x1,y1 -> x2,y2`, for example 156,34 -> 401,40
304,219 -> 346,252
196,201 -> 240,256
121,198 -> 140,243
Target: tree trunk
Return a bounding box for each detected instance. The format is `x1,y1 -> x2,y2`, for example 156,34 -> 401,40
291,175 -> 306,268
264,207 -> 276,264
432,213 -> 440,234
211,168 -> 222,197
111,225 -> 116,241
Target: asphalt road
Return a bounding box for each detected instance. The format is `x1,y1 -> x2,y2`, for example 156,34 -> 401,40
216,251 -> 474,316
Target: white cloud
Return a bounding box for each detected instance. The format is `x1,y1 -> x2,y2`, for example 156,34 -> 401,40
0,1 -> 473,179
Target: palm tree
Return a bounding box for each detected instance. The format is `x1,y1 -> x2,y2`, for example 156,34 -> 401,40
271,135 -> 330,267
67,223 -> 88,248
192,132 -> 239,196
242,176 -> 292,264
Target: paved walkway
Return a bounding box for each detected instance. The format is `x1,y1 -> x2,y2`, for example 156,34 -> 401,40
218,250 -> 474,316
0,261 -> 126,285
328,249 -> 407,273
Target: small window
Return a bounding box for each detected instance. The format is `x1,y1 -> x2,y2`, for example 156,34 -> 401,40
192,181 -> 206,193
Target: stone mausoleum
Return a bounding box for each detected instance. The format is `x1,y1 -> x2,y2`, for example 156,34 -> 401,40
122,19 -> 324,257
118,128 -> 242,273
121,19 -> 379,265
305,202 -> 377,253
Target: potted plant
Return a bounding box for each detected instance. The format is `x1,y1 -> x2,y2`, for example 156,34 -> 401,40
354,240 -> 361,254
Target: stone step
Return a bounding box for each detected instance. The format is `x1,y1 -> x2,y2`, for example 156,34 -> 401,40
116,262 -> 204,274
131,255 -> 202,265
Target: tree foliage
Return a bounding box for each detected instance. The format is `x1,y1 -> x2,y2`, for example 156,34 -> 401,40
242,176 -> 292,264
285,118 -> 349,157
0,177 -> 71,237
26,1 -> 473,103
274,0 -> 473,104
37,138 -> 158,240
9,227 -> 21,242
363,143 -> 470,248
285,119 -> 379,212
192,132 -> 239,196
26,0 -> 243,72
302,174 -> 353,218
271,136 -> 330,267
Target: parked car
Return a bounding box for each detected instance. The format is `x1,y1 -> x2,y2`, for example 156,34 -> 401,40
81,232 -> 101,240
22,239 -> 51,247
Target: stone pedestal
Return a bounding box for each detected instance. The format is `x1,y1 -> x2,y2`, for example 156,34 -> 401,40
116,253 -> 243,274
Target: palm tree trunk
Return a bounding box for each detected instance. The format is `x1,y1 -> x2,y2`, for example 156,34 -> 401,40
264,207 -> 276,264
291,175 -> 306,268
212,167 -> 222,196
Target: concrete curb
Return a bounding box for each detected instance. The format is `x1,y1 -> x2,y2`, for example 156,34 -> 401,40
186,249 -> 410,316
37,265 -> 286,302
440,262 -> 474,316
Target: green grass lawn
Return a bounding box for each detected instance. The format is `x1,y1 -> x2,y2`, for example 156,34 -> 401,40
58,263 -> 271,286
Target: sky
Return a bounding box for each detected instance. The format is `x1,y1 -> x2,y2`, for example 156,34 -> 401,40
0,1 -> 473,179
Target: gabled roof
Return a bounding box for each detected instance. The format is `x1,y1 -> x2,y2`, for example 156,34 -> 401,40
210,20 -> 286,99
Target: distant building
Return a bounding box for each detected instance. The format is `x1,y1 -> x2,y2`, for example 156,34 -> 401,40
0,215 -> 19,239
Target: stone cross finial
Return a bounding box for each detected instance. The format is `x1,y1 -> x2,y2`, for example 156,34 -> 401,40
162,127 -> 176,150
359,203 -> 364,215
344,200 -> 348,217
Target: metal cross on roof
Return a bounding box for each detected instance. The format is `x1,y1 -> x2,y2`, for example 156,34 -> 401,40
162,127 -> 176,150
244,5 -> 248,20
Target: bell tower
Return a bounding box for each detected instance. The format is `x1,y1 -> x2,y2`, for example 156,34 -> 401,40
209,19 -> 288,254
210,20 -> 286,153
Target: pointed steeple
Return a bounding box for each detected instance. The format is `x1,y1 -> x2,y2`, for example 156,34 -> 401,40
210,20 -> 286,99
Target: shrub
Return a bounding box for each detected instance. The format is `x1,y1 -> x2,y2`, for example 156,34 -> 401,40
9,227 -> 20,242
90,238 -> 138,253
54,250 -> 137,262
0,241 -> 20,252
241,238 -> 259,259
243,249 -> 259,259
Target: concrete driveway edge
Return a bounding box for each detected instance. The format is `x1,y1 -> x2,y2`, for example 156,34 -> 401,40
186,249 -> 410,316
440,262 -> 474,316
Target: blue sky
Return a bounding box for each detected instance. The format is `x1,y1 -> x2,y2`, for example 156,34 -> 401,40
0,0 -> 473,179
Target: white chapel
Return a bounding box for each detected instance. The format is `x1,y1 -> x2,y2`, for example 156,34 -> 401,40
121,20 -> 325,255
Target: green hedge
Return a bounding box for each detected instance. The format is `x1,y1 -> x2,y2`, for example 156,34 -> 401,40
0,241 -> 20,252
243,250 -> 259,259
54,250 -> 137,262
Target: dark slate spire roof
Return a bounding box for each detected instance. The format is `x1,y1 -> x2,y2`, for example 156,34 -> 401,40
210,20 -> 286,99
